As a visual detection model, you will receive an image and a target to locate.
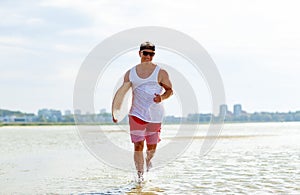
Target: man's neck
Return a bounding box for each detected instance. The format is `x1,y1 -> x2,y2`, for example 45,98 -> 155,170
140,61 -> 154,67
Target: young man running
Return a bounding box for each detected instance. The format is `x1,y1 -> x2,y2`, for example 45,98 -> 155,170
114,41 -> 173,182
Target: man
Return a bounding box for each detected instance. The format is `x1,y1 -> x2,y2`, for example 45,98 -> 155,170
113,41 -> 173,182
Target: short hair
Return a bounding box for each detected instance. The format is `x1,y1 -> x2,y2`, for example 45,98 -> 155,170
140,41 -> 155,51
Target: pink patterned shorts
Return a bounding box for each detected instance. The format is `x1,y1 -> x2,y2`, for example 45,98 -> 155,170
129,115 -> 161,144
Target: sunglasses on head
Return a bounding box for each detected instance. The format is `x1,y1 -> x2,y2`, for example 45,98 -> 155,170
141,51 -> 155,57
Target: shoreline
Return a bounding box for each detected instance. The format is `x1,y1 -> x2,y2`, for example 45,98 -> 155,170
1,121 -> 299,127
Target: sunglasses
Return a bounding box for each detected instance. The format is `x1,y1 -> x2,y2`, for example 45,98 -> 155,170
141,51 -> 155,57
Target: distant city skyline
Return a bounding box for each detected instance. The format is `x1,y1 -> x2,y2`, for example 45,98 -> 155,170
1,102 -> 299,116
2,104 -> 300,124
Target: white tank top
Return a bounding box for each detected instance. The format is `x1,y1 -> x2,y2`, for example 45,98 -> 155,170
129,65 -> 164,122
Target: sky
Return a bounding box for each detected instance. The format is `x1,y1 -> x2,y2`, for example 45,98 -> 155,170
1,0 -> 300,116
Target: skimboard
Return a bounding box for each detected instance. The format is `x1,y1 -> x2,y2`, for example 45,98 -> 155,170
112,81 -> 131,123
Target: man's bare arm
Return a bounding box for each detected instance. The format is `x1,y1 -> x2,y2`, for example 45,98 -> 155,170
154,69 -> 173,103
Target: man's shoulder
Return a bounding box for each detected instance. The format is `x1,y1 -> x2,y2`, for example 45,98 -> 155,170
158,68 -> 169,76
126,65 -> 137,74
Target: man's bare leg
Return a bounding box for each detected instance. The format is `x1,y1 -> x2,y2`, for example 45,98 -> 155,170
134,141 -> 144,181
146,144 -> 157,172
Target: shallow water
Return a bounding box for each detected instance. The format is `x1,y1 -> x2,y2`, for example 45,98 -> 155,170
0,123 -> 299,194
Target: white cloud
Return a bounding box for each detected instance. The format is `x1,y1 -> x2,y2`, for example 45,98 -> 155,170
0,36 -> 30,46
25,17 -> 45,26
53,43 -> 88,54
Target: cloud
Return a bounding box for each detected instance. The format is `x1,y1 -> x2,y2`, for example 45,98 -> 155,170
25,17 -> 45,26
53,43 -> 88,54
0,35 -> 30,46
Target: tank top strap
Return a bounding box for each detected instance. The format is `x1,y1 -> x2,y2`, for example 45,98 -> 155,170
129,65 -> 136,80
149,65 -> 160,81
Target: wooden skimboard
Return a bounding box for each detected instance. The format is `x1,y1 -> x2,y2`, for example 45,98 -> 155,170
112,82 -> 131,123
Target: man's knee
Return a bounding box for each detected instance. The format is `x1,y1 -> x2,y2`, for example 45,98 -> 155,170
146,144 -> 157,151
134,141 -> 144,151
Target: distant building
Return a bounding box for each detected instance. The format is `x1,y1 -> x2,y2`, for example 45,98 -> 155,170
0,115 -> 15,122
74,109 -> 81,115
219,104 -> 228,117
38,109 -> 51,120
164,115 -> 182,123
100,108 -> 107,114
38,109 -> 62,122
13,117 -> 26,122
234,104 -> 242,116
64,110 -> 72,116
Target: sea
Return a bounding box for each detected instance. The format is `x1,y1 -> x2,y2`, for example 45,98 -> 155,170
0,122 -> 299,194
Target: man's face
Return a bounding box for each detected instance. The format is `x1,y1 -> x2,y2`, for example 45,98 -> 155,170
139,49 -> 155,62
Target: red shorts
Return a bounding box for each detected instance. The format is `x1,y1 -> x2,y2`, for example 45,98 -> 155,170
129,115 -> 161,144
